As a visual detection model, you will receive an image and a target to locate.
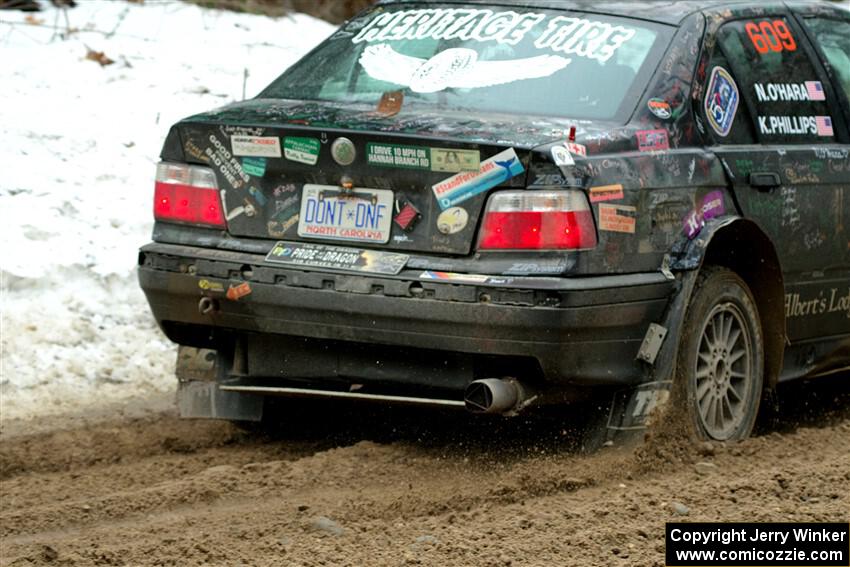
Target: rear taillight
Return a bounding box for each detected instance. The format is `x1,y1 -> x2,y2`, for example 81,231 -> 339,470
477,190 -> 597,250
154,162 -> 224,228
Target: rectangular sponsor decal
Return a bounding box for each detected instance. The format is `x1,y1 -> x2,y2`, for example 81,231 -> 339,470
684,190 -> 726,239
241,156 -> 266,177
231,135 -> 282,158
367,143 -> 430,170
432,148 -> 524,210
636,129 -> 669,152
589,184 -> 624,203
366,144 -> 481,173
565,142 -> 587,157
284,136 -> 320,165
420,271 -> 491,284
431,148 -> 481,172
265,241 -> 408,275
226,282 -> 252,301
598,203 -> 636,233
666,522 -> 849,566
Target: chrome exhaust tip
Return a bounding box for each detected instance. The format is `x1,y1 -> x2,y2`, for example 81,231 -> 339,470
464,378 -> 526,414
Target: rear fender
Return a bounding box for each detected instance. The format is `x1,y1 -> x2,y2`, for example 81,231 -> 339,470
607,216 -> 785,436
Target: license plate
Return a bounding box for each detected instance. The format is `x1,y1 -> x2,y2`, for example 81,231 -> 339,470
265,241 -> 409,275
298,184 -> 393,244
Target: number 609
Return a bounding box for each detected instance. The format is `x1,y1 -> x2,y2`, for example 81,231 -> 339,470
745,20 -> 797,54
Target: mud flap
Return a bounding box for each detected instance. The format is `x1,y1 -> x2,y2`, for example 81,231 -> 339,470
605,381 -> 671,440
177,380 -> 264,422
601,269 -> 700,445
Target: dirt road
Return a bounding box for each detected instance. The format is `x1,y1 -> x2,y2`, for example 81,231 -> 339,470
2,376 -> 848,567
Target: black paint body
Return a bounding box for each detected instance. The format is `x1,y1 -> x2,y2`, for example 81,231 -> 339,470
139,0 -> 850,407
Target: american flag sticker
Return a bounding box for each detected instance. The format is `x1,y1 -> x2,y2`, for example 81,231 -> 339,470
815,116 -> 834,137
805,81 -> 826,101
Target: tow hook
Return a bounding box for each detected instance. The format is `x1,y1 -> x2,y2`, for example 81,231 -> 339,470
198,297 -> 219,315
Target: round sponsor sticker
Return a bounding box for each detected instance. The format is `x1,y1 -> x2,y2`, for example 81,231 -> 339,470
331,137 -> 356,166
704,66 -> 739,137
647,98 -> 672,119
551,145 -> 574,166
437,207 -> 469,235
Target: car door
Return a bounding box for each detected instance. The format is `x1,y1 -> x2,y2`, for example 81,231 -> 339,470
700,11 -> 850,357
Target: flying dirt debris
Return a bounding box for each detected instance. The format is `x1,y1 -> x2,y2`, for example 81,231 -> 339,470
1,376 -> 849,566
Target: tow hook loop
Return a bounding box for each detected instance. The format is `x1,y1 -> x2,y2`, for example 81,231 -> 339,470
198,297 -> 219,315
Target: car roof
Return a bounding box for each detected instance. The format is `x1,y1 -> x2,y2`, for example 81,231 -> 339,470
373,0 -> 839,26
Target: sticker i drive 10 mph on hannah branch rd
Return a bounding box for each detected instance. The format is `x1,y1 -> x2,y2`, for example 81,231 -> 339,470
298,184 -> 393,244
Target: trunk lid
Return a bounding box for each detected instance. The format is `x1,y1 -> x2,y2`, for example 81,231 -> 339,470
175,99 -> 557,256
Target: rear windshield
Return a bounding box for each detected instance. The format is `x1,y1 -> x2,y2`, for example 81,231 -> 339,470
261,4 -> 673,122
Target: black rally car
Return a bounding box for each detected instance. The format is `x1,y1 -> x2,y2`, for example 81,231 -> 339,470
138,0 -> 850,441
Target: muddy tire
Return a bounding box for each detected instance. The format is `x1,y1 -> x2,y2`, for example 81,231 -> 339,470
674,266 -> 764,441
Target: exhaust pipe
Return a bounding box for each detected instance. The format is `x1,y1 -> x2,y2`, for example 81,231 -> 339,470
464,378 -> 529,414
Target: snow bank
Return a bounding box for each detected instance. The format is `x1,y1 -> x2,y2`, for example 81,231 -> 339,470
0,1 -> 334,421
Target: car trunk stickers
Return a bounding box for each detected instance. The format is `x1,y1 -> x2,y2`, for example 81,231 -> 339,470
367,143 -> 431,170
704,66 -> 739,137
636,129 -> 669,152
330,137 -> 356,165
359,44 -> 571,93
241,157 -> 266,177
431,148 -> 480,172
393,200 -> 421,232
565,142 -> 587,157
431,147 -> 524,210
283,136 -> 320,165
597,204 -> 636,234
589,184 -> 624,203
230,135 -> 282,158
551,145 -> 574,166
265,242 -> 409,275
206,134 -> 251,189
247,186 -> 267,207
436,207 -> 469,235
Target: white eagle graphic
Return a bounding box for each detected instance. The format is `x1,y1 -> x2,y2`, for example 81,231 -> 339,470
359,43 -> 571,94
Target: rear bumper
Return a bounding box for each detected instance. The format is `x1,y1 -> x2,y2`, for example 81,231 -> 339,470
138,242 -> 676,387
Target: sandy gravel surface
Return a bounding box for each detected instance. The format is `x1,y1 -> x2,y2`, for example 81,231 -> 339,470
1,375 -> 848,567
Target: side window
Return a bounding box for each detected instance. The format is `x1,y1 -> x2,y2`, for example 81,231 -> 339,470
717,17 -> 837,144
801,17 -> 850,102
701,50 -> 756,144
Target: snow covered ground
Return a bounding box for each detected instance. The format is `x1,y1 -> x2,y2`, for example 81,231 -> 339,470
0,1 -> 334,421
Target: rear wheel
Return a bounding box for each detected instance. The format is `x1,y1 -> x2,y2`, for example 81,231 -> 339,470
676,267 -> 764,441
